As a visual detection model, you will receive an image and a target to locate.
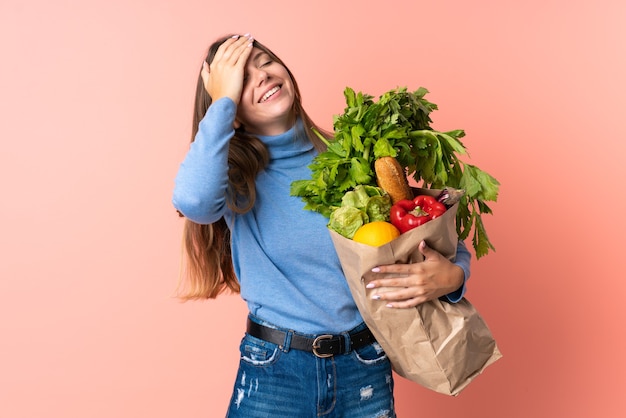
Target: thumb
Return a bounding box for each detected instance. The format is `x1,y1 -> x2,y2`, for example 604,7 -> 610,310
200,61 -> 210,90
418,240 -> 436,260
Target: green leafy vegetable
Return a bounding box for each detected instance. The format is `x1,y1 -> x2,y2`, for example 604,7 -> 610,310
291,86 -> 500,258
327,185 -> 392,239
327,206 -> 367,239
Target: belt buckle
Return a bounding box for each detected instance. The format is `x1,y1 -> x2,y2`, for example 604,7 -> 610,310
312,334 -> 334,358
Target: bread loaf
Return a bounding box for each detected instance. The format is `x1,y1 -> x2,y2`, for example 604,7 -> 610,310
374,156 -> 413,203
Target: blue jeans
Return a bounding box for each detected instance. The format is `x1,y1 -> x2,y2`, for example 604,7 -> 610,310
225,316 -> 396,417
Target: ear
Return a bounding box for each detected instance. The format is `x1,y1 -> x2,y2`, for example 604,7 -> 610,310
234,119 -> 242,129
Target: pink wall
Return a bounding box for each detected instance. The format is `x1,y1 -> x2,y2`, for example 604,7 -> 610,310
1,0 -> 625,417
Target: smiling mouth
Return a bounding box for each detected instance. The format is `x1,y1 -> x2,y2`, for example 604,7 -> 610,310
259,86 -> 281,103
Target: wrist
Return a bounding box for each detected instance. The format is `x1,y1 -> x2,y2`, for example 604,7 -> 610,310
450,265 -> 465,292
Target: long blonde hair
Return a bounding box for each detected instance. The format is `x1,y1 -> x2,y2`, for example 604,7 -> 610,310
176,36 -> 330,300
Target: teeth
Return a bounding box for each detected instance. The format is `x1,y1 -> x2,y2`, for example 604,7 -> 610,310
260,86 -> 280,102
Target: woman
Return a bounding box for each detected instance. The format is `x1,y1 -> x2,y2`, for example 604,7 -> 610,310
173,33 -> 471,417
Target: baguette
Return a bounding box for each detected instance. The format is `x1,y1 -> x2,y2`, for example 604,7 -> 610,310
374,156 -> 413,204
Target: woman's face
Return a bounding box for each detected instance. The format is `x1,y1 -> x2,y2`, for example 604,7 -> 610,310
236,47 -> 296,136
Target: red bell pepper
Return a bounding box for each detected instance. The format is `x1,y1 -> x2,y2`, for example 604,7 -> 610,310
389,195 -> 447,233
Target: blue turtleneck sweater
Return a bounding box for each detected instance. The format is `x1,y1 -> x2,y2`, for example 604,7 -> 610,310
173,98 -> 470,334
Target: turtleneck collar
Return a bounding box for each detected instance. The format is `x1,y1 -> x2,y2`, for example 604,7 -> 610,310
256,118 -> 314,161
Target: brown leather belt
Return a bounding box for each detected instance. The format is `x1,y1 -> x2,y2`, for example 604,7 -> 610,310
246,318 -> 377,358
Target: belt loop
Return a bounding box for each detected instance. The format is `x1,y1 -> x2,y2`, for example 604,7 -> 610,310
281,329 -> 293,353
342,332 -> 351,354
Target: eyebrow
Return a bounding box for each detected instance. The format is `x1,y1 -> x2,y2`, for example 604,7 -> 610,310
252,51 -> 270,64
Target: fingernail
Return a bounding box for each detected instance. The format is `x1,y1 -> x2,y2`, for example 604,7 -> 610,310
366,283 -> 375,289
371,294 -> 381,300
371,267 -> 380,273
386,303 -> 394,308
232,35 -> 240,39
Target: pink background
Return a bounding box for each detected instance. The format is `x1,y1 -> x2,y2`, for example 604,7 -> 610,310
1,0 -> 625,417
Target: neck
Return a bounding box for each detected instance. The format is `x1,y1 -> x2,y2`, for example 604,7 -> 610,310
245,113 -> 297,136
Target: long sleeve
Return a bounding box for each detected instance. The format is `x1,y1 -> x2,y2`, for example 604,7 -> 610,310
172,98 -> 237,224
446,240 -> 471,302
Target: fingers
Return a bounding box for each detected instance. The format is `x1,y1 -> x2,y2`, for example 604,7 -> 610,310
369,242 -> 441,276
367,277 -> 425,296
211,36 -> 239,63
384,298 -> 423,309
366,264 -> 423,296
366,253 -> 432,308
366,273 -> 425,308
202,34 -> 254,103
369,286 -> 428,309
365,242 -> 455,309
366,274 -> 414,289
211,34 -> 253,70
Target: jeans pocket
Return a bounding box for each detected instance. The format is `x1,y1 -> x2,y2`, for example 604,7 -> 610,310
240,334 -> 281,366
353,341 -> 388,365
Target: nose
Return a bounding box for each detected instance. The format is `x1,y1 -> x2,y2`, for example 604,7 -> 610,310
254,69 -> 268,86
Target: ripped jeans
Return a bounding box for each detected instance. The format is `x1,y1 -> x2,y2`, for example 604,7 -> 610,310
226,316 -> 396,418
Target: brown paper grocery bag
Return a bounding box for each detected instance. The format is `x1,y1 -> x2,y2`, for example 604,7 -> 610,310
329,189 -> 502,396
